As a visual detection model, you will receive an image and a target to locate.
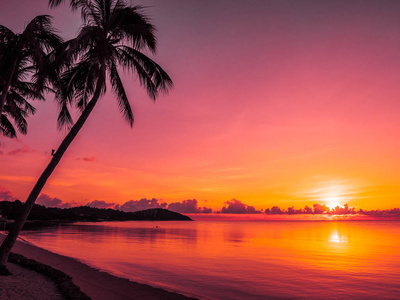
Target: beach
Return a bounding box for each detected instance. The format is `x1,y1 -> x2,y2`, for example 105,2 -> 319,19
0,233 -> 195,300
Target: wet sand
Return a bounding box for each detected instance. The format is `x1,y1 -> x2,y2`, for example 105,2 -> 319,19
0,233 -> 196,300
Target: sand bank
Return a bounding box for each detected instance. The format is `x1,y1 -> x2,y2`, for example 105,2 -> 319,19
1,233 -> 196,300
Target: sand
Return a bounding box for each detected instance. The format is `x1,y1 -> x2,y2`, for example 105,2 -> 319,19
0,262 -> 64,300
0,233 -> 196,300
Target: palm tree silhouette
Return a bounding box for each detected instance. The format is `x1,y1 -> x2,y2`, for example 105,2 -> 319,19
0,0 -> 172,273
0,16 -> 62,120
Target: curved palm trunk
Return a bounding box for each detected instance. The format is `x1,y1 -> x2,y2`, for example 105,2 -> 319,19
0,58 -> 18,116
0,71 -> 105,272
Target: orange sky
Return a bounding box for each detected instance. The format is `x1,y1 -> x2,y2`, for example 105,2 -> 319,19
2,0 -> 400,211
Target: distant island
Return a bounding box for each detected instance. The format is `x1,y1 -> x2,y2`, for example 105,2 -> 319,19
0,200 -> 192,229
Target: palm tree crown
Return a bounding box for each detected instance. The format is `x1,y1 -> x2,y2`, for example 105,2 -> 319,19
54,0 -> 172,128
0,15 -> 62,137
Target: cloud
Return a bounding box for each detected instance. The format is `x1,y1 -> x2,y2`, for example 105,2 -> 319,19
76,156 -> 96,162
0,186 -> 17,202
330,204 -> 355,215
313,203 -> 330,214
359,208 -> 400,217
85,200 -> 115,209
221,199 -> 262,214
8,145 -> 34,156
115,198 -> 167,212
83,156 -> 96,162
266,206 -> 284,214
168,199 -> 212,213
37,194 -> 71,208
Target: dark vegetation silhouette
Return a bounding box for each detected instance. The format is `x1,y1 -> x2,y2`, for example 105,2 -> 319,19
0,0 -> 172,273
0,201 -> 192,226
0,16 -> 62,138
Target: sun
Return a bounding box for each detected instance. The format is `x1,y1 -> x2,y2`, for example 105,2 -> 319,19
313,183 -> 350,210
320,184 -> 352,210
324,193 -> 342,210
302,180 -> 355,210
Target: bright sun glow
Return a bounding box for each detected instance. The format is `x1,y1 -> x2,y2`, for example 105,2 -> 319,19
307,182 -> 353,210
324,192 -> 342,209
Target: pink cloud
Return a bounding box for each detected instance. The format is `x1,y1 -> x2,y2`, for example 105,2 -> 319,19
8,145 -> 34,156
168,199 -> 212,213
115,198 -> 167,212
37,194 -> 71,208
313,203 -> 330,214
0,186 -> 17,202
221,199 -> 262,214
83,156 -> 96,162
85,200 -> 115,209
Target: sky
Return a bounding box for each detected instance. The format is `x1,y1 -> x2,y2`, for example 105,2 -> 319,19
1,0 -> 400,211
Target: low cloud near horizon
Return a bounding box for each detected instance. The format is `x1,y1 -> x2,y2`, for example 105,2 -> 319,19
37,194 -> 72,209
221,199 -> 262,214
115,198 -> 167,212
168,199 -> 212,213
0,186 -> 17,202
85,200 -> 115,209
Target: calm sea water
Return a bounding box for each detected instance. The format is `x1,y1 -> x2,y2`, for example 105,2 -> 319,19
18,218 -> 400,299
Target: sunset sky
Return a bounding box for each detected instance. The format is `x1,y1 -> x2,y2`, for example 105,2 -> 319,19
2,0 -> 400,211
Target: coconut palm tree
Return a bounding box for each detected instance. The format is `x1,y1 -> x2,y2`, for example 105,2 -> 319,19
0,0 -> 172,273
0,15 -> 62,118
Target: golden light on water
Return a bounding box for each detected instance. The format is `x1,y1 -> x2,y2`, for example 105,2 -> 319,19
329,229 -> 348,243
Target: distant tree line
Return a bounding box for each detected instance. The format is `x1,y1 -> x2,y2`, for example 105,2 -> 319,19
0,200 -> 191,226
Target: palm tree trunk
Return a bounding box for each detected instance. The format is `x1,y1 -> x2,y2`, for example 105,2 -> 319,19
0,71 -> 105,271
0,58 -> 17,116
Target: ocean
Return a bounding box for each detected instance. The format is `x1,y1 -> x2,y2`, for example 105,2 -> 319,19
19,217 -> 400,299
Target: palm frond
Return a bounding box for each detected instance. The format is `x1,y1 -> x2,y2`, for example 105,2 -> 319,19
108,5 -> 156,52
80,0 -> 103,26
48,0 -> 65,8
0,114 -> 17,138
32,45 -> 67,97
56,99 -> 73,130
109,61 -> 133,126
4,101 -> 28,134
7,90 -> 36,115
20,15 -> 63,64
61,60 -> 99,108
66,26 -> 103,65
116,46 -> 172,99
14,81 -> 45,100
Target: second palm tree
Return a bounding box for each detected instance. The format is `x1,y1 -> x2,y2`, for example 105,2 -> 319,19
0,0 -> 172,272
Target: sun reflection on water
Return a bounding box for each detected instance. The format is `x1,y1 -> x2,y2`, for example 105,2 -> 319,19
329,229 -> 348,243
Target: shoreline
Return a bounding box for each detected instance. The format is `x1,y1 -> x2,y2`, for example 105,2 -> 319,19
1,232 -> 197,300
